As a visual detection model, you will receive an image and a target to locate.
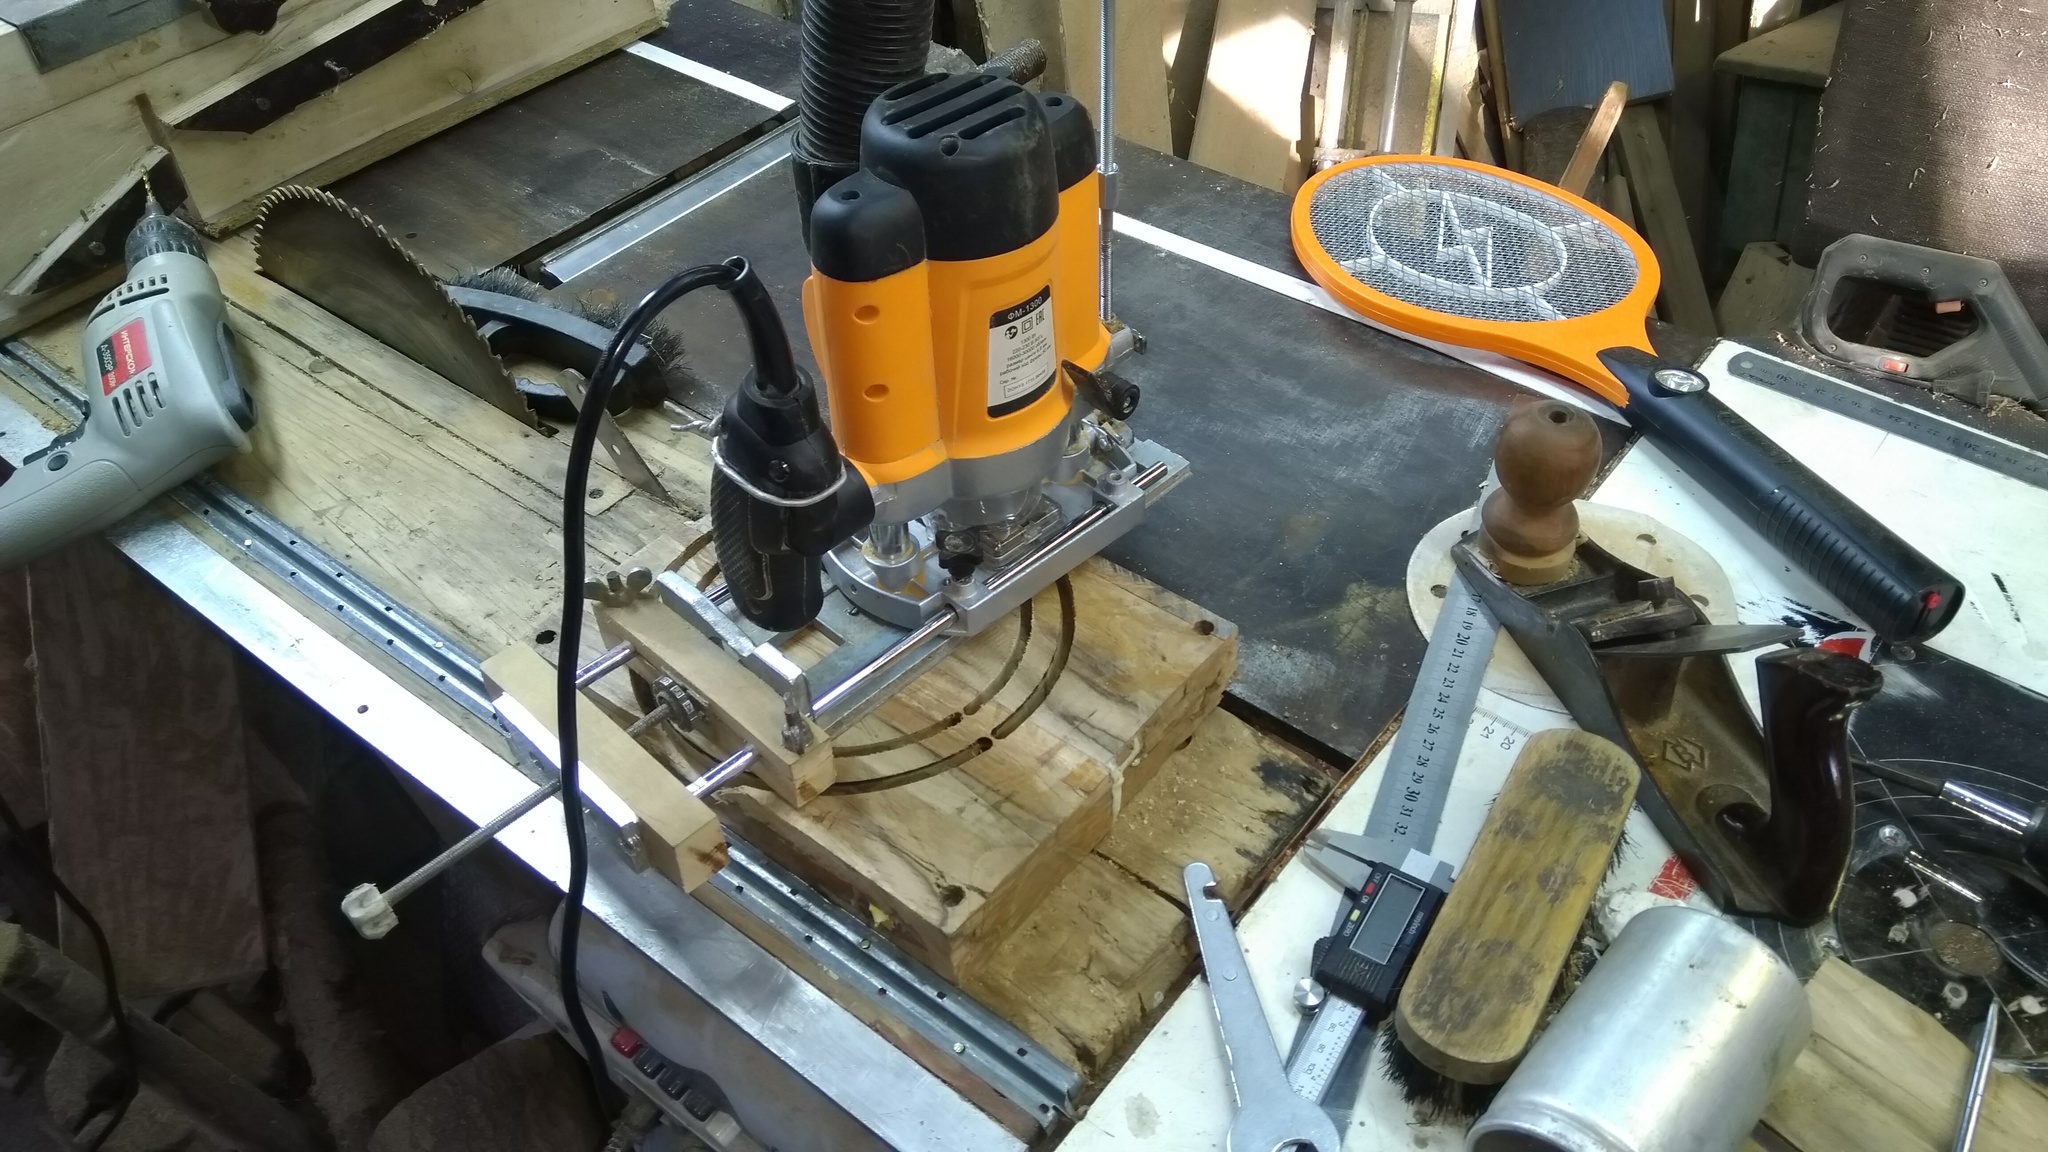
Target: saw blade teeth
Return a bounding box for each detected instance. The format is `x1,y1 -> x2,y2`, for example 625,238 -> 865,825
250,186 -> 536,429
254,185 -> 443,289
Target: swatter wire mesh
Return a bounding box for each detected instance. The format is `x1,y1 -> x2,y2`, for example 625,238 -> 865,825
1305,162 -> 1640,324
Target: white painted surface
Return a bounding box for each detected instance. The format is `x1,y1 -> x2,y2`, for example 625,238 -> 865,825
1063,339 -> 2048,1149
1617,341 -> 2048,697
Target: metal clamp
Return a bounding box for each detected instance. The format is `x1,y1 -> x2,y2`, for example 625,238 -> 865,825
653,569 -> 815,750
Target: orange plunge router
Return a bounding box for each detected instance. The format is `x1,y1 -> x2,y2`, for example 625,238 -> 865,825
797,71 -> 1186,634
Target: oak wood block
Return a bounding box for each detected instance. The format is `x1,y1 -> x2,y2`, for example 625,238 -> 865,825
713,559 -> 1236,982
1394,729 -> 1636,1084
1765,958 -> 2048,1152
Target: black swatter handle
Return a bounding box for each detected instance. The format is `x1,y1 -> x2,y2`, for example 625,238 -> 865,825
1598,347 -> 1962,643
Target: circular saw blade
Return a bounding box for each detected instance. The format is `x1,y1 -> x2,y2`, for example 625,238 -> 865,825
252,186 -> 537,428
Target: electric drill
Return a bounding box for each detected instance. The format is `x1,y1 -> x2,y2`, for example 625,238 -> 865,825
0,200 -> 255,570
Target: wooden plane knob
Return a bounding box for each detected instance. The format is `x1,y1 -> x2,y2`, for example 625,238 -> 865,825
1481,399 -> 1601,585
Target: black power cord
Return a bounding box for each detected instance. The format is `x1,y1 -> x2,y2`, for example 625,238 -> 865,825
553,259 -> 745,1121
0,791 -> 136,1151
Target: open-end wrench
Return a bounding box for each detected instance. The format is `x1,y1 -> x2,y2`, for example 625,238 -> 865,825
1184,862 -> 1344,1152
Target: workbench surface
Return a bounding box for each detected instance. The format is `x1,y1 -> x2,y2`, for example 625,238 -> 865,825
5,4 -> 2048,1149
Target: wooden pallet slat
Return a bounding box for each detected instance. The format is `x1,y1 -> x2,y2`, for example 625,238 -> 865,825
1188,0 -> 1316,191
1059,0 -> 1176,153
705,554 -> 1237,982
1615,103 -> 1717,334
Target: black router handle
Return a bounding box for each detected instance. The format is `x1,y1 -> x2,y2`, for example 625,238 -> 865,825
1600,347 -> 1962,643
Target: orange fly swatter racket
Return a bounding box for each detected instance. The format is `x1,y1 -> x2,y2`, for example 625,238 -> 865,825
1291,156 -> 1960,643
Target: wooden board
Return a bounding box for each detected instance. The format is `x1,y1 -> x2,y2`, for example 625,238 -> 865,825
1665,0 -> 1720,262
977,0 -> 1068,89
1557,81 -> 1628,197
1718,79 -> 1797,256
0,266 -> 119,343
962,707 -> 1333,1077
30,535 -> 267,997
1717,1 -> 1840,87
162,0 -> 669,230
1488,0 -> 1674,122
1059,0 -> 1176,153
0,0 -> 238,132
1433,0 -> 1481,156
711,558 -> 1237,981
1615,103 -> 1718,334
1188,0 -> 1315,191
1715,241 -> 1812,342
0,0 -> 663,331
1764,958 -> 2048,1152
1394,729 -> 1636,1084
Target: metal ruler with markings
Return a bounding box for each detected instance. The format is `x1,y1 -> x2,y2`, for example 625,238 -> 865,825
1283,571 -> 1502,1104
1725,349 -> 2048,493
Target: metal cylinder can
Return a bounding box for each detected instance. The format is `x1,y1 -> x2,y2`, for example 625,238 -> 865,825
1466,904 -> 1810,1152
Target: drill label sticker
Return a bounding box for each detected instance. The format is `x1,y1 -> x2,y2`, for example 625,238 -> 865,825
987,286 -> 1057,417
97,319 -> 152,395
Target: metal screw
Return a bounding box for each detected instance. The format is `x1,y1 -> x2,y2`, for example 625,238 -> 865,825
1878,825 -> 1909,849
624,701 -> 672,738
1292,978 -> 1327,1014
650,678 -> 707,732
782,701 -> 809,753
952,1042 -> 967,1054
1652,368 -> 1708,394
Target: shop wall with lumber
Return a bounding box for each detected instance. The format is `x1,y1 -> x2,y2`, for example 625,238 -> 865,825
958,0 -> 1841,339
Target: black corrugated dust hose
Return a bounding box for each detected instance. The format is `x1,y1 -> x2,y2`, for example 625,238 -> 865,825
790,0 -> 935,228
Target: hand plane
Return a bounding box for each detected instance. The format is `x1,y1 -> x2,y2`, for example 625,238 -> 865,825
1456,400 -> 1884,926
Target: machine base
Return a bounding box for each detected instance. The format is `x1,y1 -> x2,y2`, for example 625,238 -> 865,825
824,432 -> 1189,636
